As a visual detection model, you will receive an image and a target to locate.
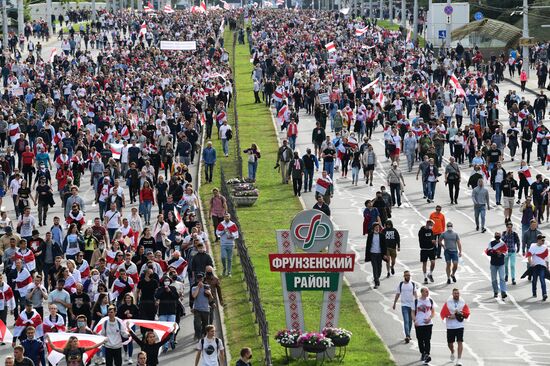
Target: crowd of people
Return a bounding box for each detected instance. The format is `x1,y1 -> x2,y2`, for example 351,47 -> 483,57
0,6 -> 248,366
245,7 -> 549,366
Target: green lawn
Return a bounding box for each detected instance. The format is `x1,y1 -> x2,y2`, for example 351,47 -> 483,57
199,29 -> 395,365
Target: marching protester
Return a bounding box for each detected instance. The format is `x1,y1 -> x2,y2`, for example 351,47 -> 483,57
440,289 -> 470,366
412,287 -> 435,365
392,271 -> 417,344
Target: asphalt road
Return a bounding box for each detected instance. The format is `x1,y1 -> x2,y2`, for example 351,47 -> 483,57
0,34 -> 202,366
283,79 -> 550,366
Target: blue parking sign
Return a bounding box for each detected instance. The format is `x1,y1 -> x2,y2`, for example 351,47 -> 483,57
438,30 -> 446,39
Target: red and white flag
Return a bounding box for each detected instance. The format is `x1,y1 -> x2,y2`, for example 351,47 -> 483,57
377,90 -> 385,105
49,48 -> 57,63
46,332 -> 106,366
110,277 -> 134,300
519,166 -> 535,185
139,22 -> 147,36
485,240 -> 508,256
315,177 -> 332,196
110,143 -> 124,160
14,309 -> 43,337
125,319 -> 178,345
9,123 -> 20,140
325,42 -> 336,53
273,88 -> 285,102
406,29 -> 412,43
347,72 -> 356,93
355,27 -> 368,36
174,207 -> 188,235
163,4 -> 175,13
276,0 -> 285,5
0,319 -> 13,342
75,115 -> 83,129
14,249 -> 36,272
277,104 -> 288,121
440,298 -> 470,321
77,260 -> 91,282
0,283 -> 15,311
526,246 -> 549,261
43,314 -> 66,333
120,125 -> 130,139
64,275 -> 77,294
362,78 -> 379,92
15,268 -> 32,297
449,74 -> 466,97
480,164 -> 490,180
221,0 -> 231,10
200,1 -> 207,11
168,257 -> 188,276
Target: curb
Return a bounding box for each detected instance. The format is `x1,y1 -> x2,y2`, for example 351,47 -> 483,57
505,77 -> 546,96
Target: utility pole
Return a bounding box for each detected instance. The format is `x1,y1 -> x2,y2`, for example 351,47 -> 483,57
46,0 -> 52,35
379,0 -> 383,20
401,0 -> 406,28
369,0 -> 372,19
1,0 -> 7,52
445,0 -> 451,49
412,0 -> 418,41
138,0 -> 143,11
92,0 -> 97,20
389,0 -> 393,23
17,0 -> 23,36
522,0 -> 529,77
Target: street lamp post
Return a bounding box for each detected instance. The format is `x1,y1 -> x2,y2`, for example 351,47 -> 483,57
401,0 -> 406,29
522,0 -> 529,77
445,0 -> 451,49
1,0 -> 8,52
412,0 -> 418,41
389,0 -> 393,23
17,0 -> 23,36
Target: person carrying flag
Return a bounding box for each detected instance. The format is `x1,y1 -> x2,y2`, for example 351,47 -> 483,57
526,234 -> 549,301
440,288 -> 470,366
486,232 -> 508,299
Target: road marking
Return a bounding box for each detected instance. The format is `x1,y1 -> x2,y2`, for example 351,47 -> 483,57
527,330 -> 542,342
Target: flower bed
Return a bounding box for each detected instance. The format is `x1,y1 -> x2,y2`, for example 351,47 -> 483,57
226,177 -> 259,206
275,329 -> 302,347
298,332 -> 333,353
323,327 -> 352,347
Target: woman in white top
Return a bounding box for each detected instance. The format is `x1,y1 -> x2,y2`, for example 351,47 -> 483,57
412,287 -> 435,364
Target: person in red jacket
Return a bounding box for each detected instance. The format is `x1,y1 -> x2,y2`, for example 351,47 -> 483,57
55,164 -> 73,207
21,145 -> 35,184
139,181 -> 155,225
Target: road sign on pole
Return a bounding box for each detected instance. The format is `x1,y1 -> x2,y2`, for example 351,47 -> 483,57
446,15 -> 451,24
444,4 -> 453,15
474,11 -> 484,20
438,30 -> 447,39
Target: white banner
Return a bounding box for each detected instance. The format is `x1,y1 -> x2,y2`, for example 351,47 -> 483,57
160,41 -> 197,51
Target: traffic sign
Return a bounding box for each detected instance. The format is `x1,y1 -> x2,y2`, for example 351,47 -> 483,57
474,11 -> 484,21
438,30 -> 447,39
444,5 -> 453,15
446,15 -> 452,24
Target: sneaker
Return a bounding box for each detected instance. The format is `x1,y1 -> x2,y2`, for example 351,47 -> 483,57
387,272 -> 391,278
502,292 -> 508,299
505,275 -> 508,282
127,360 -> 133,365
404,337 -> 410,344
543,295 -> 548,301
494,293 -> 498,298
428,274 -> 434,283
512,280 -> 517,285
481,228 -> 487,233
391,267 -> 395,275
456,360 -> 463,366
451,275 -> 457,283
450,353 -> 455,362
425,355 -> 431,363
424,278 -> 429,284
476,226 -> 479,231
447,278 -> 451,284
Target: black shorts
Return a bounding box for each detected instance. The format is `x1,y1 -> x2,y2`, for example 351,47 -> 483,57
420,248 -> 436,262
365,164 -> 375,171
447,328 -> 464,343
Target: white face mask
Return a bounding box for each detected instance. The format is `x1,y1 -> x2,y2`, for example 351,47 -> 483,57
92,274 -> 100,281
164,281 -> 171,287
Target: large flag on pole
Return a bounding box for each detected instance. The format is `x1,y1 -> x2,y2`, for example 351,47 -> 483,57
163,4 -> 175,13
0,319 -> 13,342
449,74 -> 466,97
325,41 -> 336,53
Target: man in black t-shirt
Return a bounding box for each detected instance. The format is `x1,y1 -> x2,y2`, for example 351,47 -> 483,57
418,220 -> 436,285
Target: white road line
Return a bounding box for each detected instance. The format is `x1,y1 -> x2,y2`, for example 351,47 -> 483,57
527,330 -> 543,342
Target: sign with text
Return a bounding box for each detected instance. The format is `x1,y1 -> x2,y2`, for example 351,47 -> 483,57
160,41 -> 197,51
286,272 -> 340,291
318,93 -> 330,104
269,253 -> 355,272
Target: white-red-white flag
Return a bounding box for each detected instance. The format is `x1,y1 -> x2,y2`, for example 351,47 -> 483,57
315,177 -> 332,195
49,48 -> 57,63
355,27 -> 368,36
163,4 -> 175,13
200,1 -> 207,11
362,77 -> 379,92
519,166 -> 535,185
406,29 -> 412,43
46,332 -> 106,366
449,74 -> 466,97
125,319 -> 178,346
0,319 -> 13,342
110,143 -> 124,160
325,42 -> 336,53
347,72 -> 356,93
377,90 -> 385,105
139,22 -> 147,36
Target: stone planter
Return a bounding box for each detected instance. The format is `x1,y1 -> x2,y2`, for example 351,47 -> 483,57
231,195 -> 258,207
330,335 -> 350,347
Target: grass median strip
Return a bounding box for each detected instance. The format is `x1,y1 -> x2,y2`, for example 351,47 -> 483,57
200,28 -> 394,365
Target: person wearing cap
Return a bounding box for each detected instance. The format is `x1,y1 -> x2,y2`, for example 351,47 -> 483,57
526,234 -> 549,301
439,222 -> 462,284
365,223 -> 388,289
486,232 -> 508,299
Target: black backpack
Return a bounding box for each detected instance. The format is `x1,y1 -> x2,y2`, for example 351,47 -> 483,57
225,129 -> 232,140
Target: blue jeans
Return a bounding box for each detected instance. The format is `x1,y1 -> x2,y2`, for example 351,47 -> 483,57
140,200 -> 152,224
221,244 -> 234,275
474,205 -> 486,229
324,161 -> 334,179
248,161 -> 258,180
494,182 -> 502,204
222,139 -> 229,156
158,314 -> 176,350
427,181 -> 436,200
504,252 -> 516,280
288,135 -> 297,150
531,265 -> 547,297
304,168 -> 314,191
490,264 -> 507,294
401,305 -> 412,338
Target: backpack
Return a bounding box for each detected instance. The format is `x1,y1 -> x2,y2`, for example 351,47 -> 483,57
200,337 -> 221,362
414,298 -> 434,312
225,129 -> 232,140
398,280 -> 416,294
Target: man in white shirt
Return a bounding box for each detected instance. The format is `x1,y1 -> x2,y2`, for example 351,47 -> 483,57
104,202 -> 121,242
527,234 -> 549,301
218,121 -> 232,157
392,271 -> 418,344
195,325 -> 225,366
100,305 -> 128,366
120,141 -> 129,177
